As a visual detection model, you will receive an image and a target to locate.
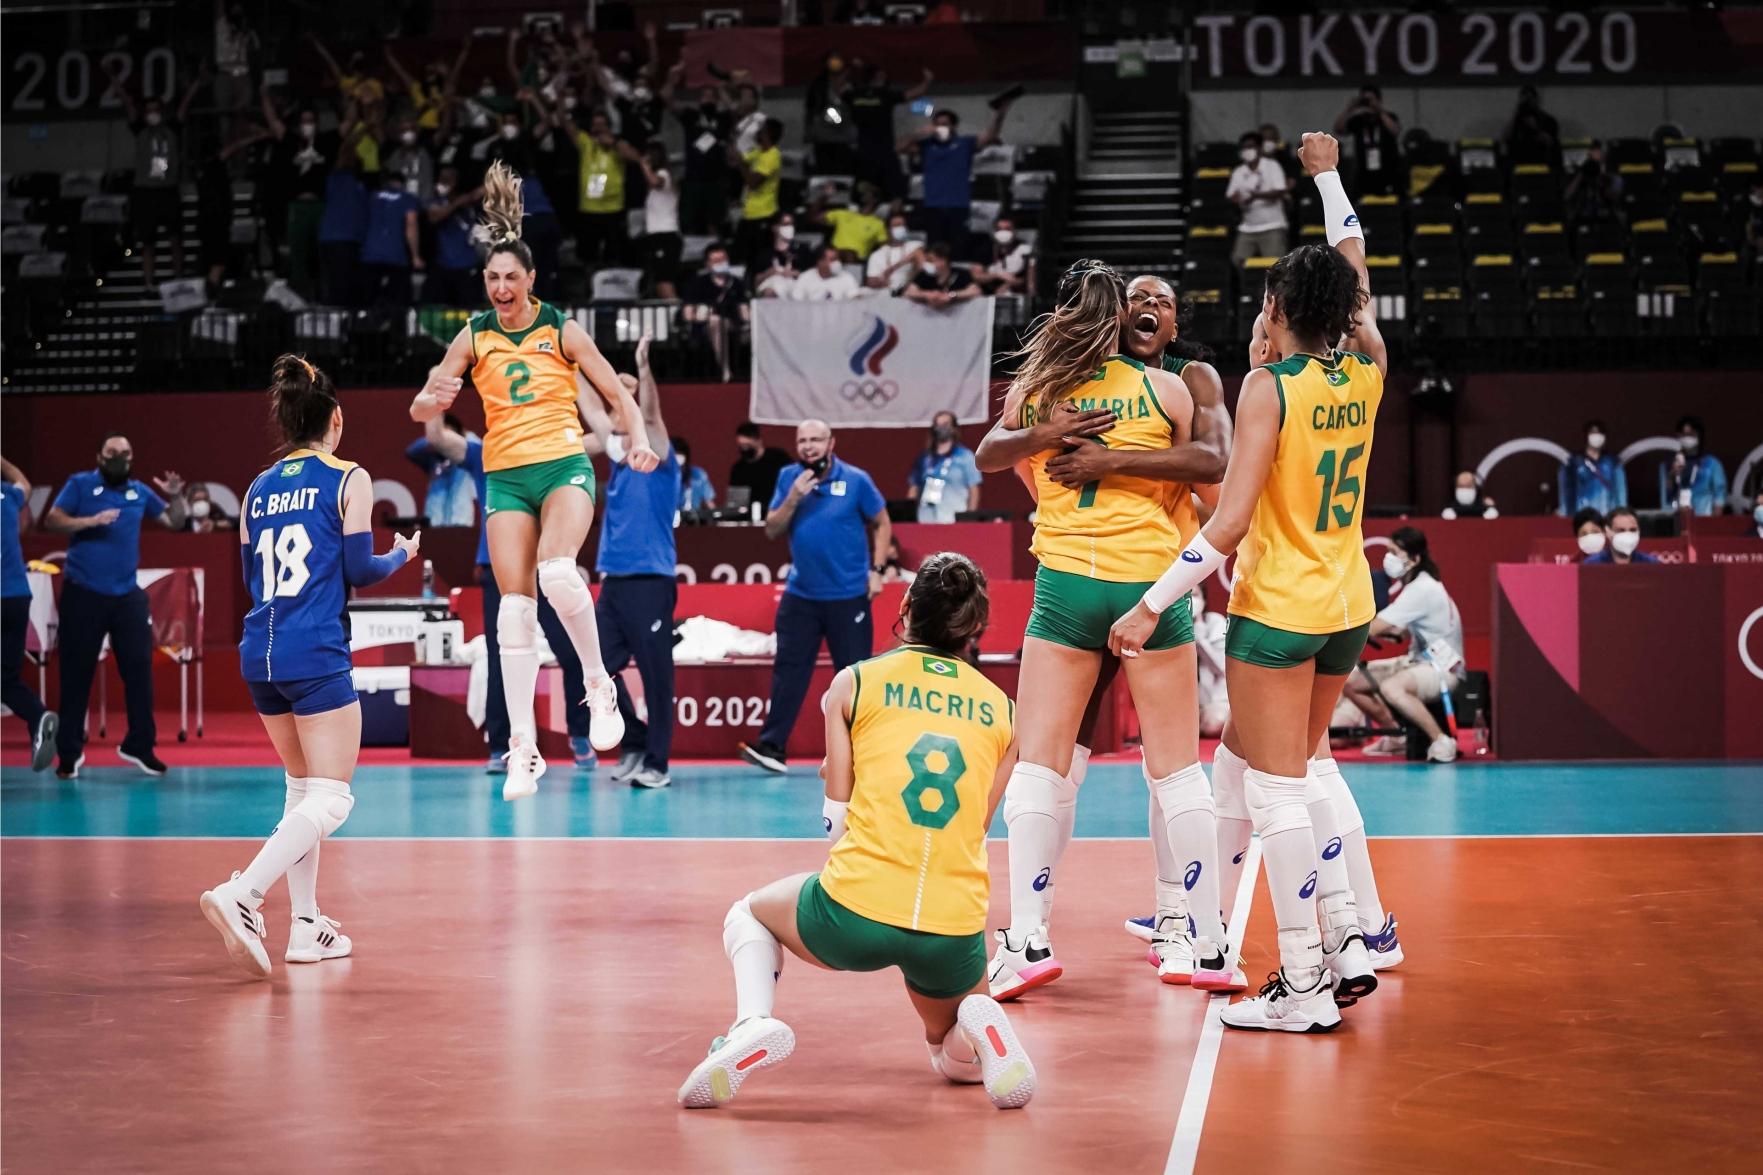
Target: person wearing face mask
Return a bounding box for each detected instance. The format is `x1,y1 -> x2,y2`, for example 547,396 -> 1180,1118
673,436 -> 717,515
43,434 -> 189,779
675,84 -> 734,235
732,118 -> 786,268
385,41 -> 471,134
867,213 -> 924,294
682,245 -> 750,380
1441,469 -> 1498,520
1227,130 -> 1291,266
1660,414 -> 1728,516
383,117 -> 435,201
1583,506 -> 1660,565
751,211 -> 808,296
907,410 -> 983,523
562,109 -> 637,269
359,168 -> 425,310
1258,122 -> 1296,179
181,483 -> 235,534
792,245 -> 863,301
105,62 -> 201,292
424,166 -> 485,308
728,420 -> 792,513
579,334 -> 679,788
1,456 -> 57,773
634,141 -> 683,298
905,101 -> 1012,255
973,216 -> 1036,296
1332,82 -> 1402,196
814,183 -> 888,263
905,241 -> 979,309
1345,528 -> 1465,764
729,81 -> 768,155
1558,418 -> 1627,517
1572,507 -> 1609,560
262,85 -> 334,300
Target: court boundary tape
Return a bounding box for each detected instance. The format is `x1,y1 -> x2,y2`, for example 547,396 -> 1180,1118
1164,839 -> 1263,1175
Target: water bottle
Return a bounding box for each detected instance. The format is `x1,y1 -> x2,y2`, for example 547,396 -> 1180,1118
1471,706 -> 1491,757
421,559 -> 435,599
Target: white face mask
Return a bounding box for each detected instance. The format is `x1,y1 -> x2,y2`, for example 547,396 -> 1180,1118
1240,146 -> 1258,164
479,85 -> 496,99
501,124 -> 519,140
1586,431 -> 1606,451
145,112 -> 163,127
710,260 -> 730,275
993,229 -> 1013,244
606,434 -> 628,464
934,125 -> 952,142
633,86 -> 653,103
1381,551 -> 1409,580
1577,531 -> 1607,556
300,122 -> 317,138
777,224 -> 795,242
400,130 -> 417,145
1751,193 -> 1763,206
190,499 -> 212,519
1261,138 -> 1277,154
825,260 -> 843,276
1611,530 -> 1640,556
1679,434 -> 1699,453
1454,487 -> 1478,507
435,183 -> 451,197
564,96 -> 579,111
889,225 -> 907,242
922,261 -> 940,276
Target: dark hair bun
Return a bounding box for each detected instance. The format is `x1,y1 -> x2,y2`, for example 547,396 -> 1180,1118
907,552 -> 989,653
268,353 -> 337,453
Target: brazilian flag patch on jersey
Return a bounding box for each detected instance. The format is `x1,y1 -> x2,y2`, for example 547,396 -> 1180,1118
1325,369 -> 1349,387
279,460 -> 304,477
921,654 -> 960,678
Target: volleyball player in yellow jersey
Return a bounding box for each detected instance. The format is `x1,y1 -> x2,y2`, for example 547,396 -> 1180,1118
676,554 -> 1036,1111
974,261 -> 1238,1000
1112,133 -> 1387,1033
410,162 -> 658,801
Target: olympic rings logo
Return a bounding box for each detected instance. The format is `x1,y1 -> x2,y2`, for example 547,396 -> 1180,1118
839,379 -> 899,406
1739,606 -> 1763,682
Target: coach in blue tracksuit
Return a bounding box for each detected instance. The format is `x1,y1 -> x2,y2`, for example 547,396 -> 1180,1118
739,418 -> 890,774
588,338 -> 678,789
43,432 -> 187,778
1,456 -> 56,771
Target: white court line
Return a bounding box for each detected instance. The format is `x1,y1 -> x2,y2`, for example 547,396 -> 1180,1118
1165,838 -> 1263,1175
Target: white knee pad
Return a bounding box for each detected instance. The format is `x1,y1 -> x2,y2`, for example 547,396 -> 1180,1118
1244,768 -> 1310,839
1310,757 -> 1365,835
723,895 -> 781,967
1002,762 -> 1071,826
497,592 -> 539,651
283,774 -> 306,815
1211,744 -> 1249,821
537,558 -> 592,618
1147,761 -> 1212,819
291,776 -> 353,839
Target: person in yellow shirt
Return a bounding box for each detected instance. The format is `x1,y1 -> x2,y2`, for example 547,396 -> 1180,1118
1111,132 -> 1389,1035
409,163 -> 659,802
731,117 -> 783,264
564,110 -> 638,268
814,182 -> 889,262
676,553 -> 1037,1113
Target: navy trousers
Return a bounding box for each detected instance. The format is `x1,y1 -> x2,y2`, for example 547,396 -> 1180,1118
479,564 -> 588,757
758,591 -> 873,751
1,594 -> 47,736
596,574 -> 678,772
56,581 -> 156,765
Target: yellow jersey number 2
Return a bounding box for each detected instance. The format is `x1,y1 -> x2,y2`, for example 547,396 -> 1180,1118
505,359 -> 534,405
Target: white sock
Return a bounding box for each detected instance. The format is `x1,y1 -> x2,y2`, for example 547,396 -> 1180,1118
1003,762 -> 1068,939
1147,787 -> 1188,933
237,808 -> 322,900
282,775 -> 319,919
941,1022 -> 977,1064
1246,768 -> 1322,938
723,897 -> 781,1024
1314,757 -> 1386,933
498,593 -> 541,743
1150,761 -> 1224,943
1039,744 -> 1088,929
538,557 -> 608,682
1304,763 -> 1354,904
1211,744 -> 1253,924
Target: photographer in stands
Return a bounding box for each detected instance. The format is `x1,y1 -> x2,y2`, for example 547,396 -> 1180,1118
1348,527 -> 1465,764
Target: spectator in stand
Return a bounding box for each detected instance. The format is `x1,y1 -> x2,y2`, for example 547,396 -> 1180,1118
1504,85 -> 1560,161
1661,414 -> 1728,515
405,414 -> 479,527
1227,130 -> 1291,266
1747,177 -> 1763,252
424,167 -> 484,307
792,245 -> 862,301
198,125 -> 272,292
1584,507 -> 1660,565
729,420 -> 791,512
1572,507 -> 1608,560
212,2 -> 258,138
1441,470 -> 1498,520
385,39 -> 470,134
730,81 -> 768,155
181,483 -> 235,533
311,37 -> 387,123
905,103 -> 1012,254
262,85 -> 333,299
1333,82 -> 1402,196
1565,142 -> 1622,226
567,109 -> 636,269
681,244 -> 748,382
907,409 -> 983,523
1558,418 -> 1627,516
499,96 -> 566,299
611,23 -> 671,152
385,116 -> 435,201
359,168 -> 424,310
1,456 -> 55,772
847,63 -> 933,210
673,437 -> 716,514
1349,527 -> 1466,763
972,215 -> 1035,295
733,117 -> 785,267
814,182 -> 888,263
738,419 -> 890,774
803,51 -> 857,175
635,142 -> 682,299
867,211 -> 924,294
107,64 -> 200,291
675,83 -> 734,235
317,147 -> 368,307
43,433 -> 187,779
904,242 -> 979,309
752,212 -> 808,296
1259,122 -> 1296,178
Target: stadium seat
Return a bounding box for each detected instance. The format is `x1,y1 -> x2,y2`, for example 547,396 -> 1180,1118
972,145 -> 1017,177
806,174 -> 854,206
1510,164 -> 1563,217
1661,138 -> 1702,172
1357,193 -> 1403,244
1184,224 -> 1232,265
1697,252 -> 1757,336
1529,279 -> 1585,338
1675,189 -> 1729,248
1461,194 -> 1513,251
1234,256 -> 1277,337
1605,138 -> 1655,172
1468,254 -> 1525,336
1413,280 -> 1470,339
1010,171 -> 1056,210
1364,255 -> 1408,336
591,267 -> 644,303
1192,141 -> 1241,172
1582,253 -> 1636,334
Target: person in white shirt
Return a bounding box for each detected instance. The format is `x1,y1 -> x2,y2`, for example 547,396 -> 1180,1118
866,211 -> 923,294
730,82 -> 767,155
1346,527 -> 1466,763
1441,469 -> 1498,520
790,244 -> 861,301
636,142 -> 682,299
973,215 -> 1035,295
1191,588 -> 1229,737
1226,130 -> 1291,265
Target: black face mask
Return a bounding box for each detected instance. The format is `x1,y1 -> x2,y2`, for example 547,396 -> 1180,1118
932,425 -> 956,443
100,456 -> 131,486
738,444 -> 760,461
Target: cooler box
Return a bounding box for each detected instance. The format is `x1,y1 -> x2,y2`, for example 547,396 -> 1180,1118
354,666 -> 410,746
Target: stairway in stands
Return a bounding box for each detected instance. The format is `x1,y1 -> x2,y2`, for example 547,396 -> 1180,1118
1049,108 -> 1186,287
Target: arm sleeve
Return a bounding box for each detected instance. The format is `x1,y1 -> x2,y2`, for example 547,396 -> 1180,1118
142,485 -> 168,518
342,530 -> 411,587
859,473 -> 886,518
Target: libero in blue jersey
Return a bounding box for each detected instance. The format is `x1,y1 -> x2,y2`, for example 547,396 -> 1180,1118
204,354 -> 419,981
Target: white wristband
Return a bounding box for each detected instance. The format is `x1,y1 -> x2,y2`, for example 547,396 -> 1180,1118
1143,533 -> 1226,615
822,796 -> 849,842
1314,170 -> 1363,248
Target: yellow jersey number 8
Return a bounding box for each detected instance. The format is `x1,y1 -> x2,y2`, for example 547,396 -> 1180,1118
506,359 -> 534,405
900,732 -> 966,830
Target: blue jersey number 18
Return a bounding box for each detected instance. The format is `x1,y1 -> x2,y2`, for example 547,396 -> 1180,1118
254,523 -> 313,602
